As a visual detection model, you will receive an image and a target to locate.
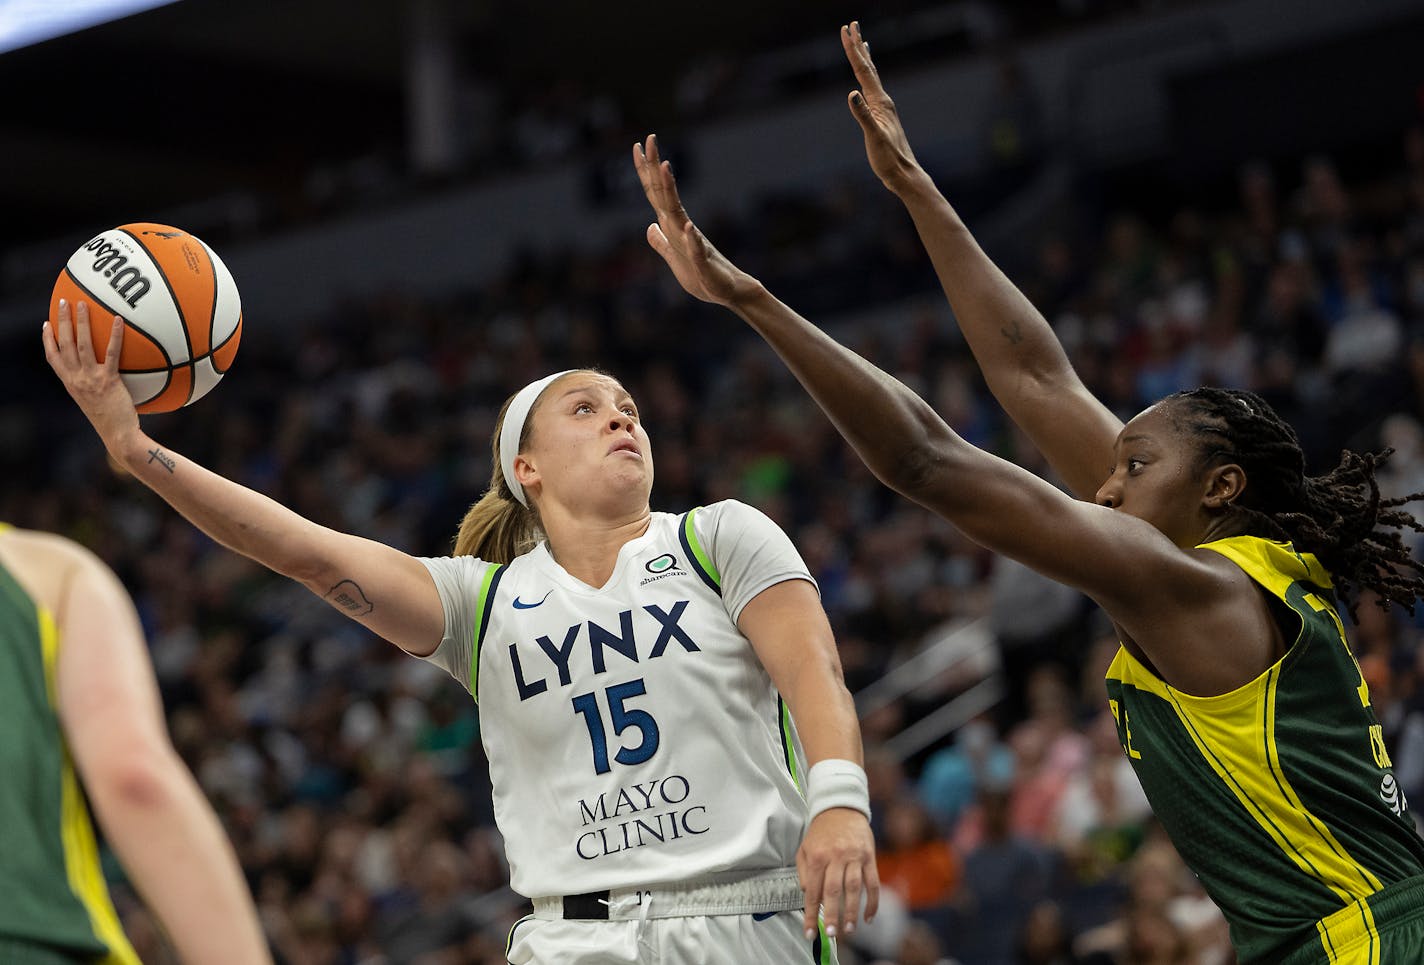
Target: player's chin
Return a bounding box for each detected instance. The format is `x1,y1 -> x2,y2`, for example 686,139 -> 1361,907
597,462 -> 653,499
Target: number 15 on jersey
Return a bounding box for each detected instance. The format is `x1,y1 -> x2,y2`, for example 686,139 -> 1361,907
572,678 -> 661,774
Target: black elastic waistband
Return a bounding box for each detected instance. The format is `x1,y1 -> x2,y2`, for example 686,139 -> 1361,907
561,891 -> 611,920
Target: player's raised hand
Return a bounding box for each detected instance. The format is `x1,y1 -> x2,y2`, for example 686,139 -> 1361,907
797,807 -> 880,944
634,135 -> 761,308
42,299 -> 140,448
842,21 -> 921,193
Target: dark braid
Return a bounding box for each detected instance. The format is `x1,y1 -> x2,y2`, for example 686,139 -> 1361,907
1166,387 -> 1424,618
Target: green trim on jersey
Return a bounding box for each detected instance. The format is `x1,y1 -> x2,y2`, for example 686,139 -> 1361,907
678,509 -> 806,798
0,549 -> 138,964
1105,536 -> 1424,964
679,508 -> 722,593
778,697 -> 802,792
468,563 -> 506,702
813,917 -> 834,964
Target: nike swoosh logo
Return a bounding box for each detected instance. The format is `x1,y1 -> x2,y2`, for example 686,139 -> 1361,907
512,591 -> 552,610
752,911 -> 778,922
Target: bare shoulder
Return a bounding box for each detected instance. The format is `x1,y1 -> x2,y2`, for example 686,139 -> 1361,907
0,528 -> 120,614
1120,544 -> 1284,695
1179,543 -> 1267,596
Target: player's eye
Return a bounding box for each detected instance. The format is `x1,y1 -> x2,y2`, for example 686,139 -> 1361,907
1127,458 -> 1145,474
574,402 -> 594,414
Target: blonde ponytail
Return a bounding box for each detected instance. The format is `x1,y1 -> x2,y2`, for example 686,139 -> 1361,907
453,394 -> 543,561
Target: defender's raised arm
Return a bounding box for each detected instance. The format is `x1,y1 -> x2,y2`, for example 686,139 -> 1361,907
841,21 -> 1122,499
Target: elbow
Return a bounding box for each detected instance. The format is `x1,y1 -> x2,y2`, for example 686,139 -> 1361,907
273,526 -> 342,590
88,748 -> 182,814
885,439 -> 959,502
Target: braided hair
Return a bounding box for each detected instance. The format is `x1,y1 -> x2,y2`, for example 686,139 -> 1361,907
1165,387 -> 1424,617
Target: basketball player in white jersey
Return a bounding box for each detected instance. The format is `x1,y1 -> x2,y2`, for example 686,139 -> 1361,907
44,299 -> 878,964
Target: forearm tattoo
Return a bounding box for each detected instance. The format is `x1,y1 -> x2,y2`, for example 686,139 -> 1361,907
146,447 -> 176,472
1000,319 -> 1024,345
326,579 -> 375,616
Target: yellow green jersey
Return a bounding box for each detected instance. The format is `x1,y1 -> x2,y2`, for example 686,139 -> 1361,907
0,543 -> 139,963
1105,536 -> 1424,964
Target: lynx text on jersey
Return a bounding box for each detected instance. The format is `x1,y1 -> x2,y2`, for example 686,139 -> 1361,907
507,601 -> 701,701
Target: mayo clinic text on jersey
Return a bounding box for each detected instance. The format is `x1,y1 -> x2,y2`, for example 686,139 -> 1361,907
575,774 -> 709,860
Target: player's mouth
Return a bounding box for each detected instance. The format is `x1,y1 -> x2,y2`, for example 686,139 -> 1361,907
609,440 -> 642,457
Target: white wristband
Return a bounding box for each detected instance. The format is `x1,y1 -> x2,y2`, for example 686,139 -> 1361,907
806,759 -> 871,823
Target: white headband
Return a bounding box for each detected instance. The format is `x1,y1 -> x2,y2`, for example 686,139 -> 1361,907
501,371 -> 576,507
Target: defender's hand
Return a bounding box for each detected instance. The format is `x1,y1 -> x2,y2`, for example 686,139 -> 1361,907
633,134 -> 762,308
842,21 -> 922,193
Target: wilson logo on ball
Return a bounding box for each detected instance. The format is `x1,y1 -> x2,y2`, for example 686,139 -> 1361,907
50,222 -> 243,414
81,236 -> 154,309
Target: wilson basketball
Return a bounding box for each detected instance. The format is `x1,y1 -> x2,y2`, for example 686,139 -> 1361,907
50,223 -> 242,413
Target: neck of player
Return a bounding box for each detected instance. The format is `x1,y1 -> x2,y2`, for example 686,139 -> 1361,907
540,502 -> 654,589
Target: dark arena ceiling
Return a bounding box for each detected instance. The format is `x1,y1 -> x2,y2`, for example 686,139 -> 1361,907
0,0 -> 983,251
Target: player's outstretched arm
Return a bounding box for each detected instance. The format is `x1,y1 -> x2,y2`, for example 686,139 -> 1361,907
42,299 -> 445,657
738,578 -> 878,943
635,135 -> 1203,629
840,21 -> 1122,499
11,529 -> 274,964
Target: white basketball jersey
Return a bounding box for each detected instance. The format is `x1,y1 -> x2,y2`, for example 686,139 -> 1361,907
419,500 -> 815,899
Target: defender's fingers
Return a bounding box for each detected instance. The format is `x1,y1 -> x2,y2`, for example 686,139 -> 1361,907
636,136 -> 679,217
683,221 -> 713,268
637,139 -> 681,219
657,161 -> 692,223
646,223 -> 672,257
842,23 -> 871,84
847,90 -> 875,132
634,137 -> 656,192
848,21 -> 885,92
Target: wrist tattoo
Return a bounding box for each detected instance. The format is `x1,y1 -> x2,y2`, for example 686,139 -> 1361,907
147,447 -> 176,473
326,579 -> 374,616
1000,320 -> 1024,345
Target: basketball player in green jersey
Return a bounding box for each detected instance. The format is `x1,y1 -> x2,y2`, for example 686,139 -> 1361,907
634,23 -> 1424,963
0,524 -> 270,963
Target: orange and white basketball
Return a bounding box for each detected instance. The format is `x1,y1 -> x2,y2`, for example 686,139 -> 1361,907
50,223 -> 242,413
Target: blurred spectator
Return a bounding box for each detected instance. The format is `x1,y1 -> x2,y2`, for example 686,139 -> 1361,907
1004,665 -> 1091,842
919,717 -> 1016,828
953,788 -> 1055,964
1017,900 -> 1082,965
1074,841 -> 1230,965
1051,710 -> 1152,885
877,798 -> 963,912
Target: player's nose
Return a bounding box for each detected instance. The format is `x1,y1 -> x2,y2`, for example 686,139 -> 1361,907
1096,474 -> 1120,509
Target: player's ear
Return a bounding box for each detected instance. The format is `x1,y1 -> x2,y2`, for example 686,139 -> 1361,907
1203,463 -> 1246,510
513,454 -> 539,491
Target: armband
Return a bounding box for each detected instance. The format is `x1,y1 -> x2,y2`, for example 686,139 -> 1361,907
806,758 -> 871,823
